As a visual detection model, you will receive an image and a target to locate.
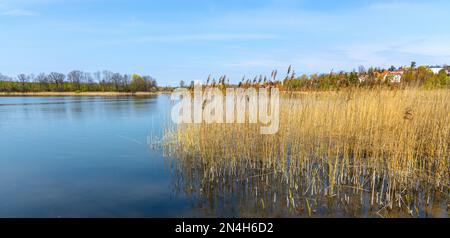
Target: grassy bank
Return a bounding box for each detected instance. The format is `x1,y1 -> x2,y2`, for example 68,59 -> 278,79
162,88 -> 450,217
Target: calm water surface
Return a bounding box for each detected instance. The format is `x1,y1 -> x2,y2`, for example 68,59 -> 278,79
1,96 -> 448,218
0,95 -> 199,217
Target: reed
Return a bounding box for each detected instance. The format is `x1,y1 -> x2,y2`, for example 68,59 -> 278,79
161,88 -> 450,217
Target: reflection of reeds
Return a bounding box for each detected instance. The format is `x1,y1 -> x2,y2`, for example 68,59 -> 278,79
162,88 -> 450,217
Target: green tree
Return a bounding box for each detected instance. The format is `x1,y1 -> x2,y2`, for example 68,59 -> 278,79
437,69 -> 449,87
130,74 -> 147,92
348,71 -> 359,85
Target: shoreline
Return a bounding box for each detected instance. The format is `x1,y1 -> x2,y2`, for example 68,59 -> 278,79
0,91 -> 172,96
1,88 -> 447,97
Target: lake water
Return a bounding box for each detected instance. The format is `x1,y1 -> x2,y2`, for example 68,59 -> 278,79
0,95 -> 201,218
1,96 -> 448,218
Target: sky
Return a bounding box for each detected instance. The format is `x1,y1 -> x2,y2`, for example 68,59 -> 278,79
1,0 -> 450,85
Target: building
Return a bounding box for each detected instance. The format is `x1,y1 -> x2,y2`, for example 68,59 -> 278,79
384,71 -> 403,83
429,66 -> 445,74
358,75 -> 369,83
444,65 -> 450,76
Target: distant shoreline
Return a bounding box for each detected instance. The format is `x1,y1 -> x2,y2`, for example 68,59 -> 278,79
0,91 -> 172,96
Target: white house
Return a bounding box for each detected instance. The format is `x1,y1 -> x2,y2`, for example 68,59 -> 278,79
383,71 -> 403,83
429,66 -> 445,74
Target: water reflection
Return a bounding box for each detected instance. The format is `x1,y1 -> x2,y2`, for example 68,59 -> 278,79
0,95 -> 448,217
0,95 -> 192,218
164,155 -> 449,217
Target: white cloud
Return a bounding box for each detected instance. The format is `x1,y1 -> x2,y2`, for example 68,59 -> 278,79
134,33 -> 278,42
1,9 -> 36,16
95,33 -> 278,46
225,59 -> 287,68
397,38 -> 450,57
0,0 -> 61,16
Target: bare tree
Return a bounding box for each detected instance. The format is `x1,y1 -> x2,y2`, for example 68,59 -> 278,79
67,70 -> 84,90
84,72 -> 93,84
17,74 -> 30,92
35,73 -> 48,83
17,74 -> 29,83
358,65 -> 366,75
34,73 -> 49,91
123,74 -> 131,91
143,75 -> 156,90
101,70 -> 113,90
111,73 -> 123,91
48,72 -> 65,91
102,70 -> 113,83
93,71 -> 101,83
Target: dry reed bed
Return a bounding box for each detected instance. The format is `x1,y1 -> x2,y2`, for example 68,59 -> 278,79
162,89 -> 450,217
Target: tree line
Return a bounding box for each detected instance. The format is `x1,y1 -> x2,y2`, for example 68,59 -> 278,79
177,64 -> 449,91
280,66 -> 449,91
3,64 -> 449,93
0,70 -> 159,92
227,64 -> 449,91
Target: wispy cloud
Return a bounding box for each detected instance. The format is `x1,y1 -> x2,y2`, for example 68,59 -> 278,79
1,9 -> 37,16
95,33 -> 278,46
397,38 -> 450,57
225,59 -> 287,68
0,0 -> 49,17
134,33 -> 278,43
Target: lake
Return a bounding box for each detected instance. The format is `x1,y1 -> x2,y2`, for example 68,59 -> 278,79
0,95 -> 201,217
1,95 -> 448,218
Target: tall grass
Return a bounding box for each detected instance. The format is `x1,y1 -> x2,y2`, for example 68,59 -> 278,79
162,88 -> 450,217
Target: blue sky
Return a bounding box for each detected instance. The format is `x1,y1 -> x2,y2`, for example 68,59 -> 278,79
1,0 -> 450,85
